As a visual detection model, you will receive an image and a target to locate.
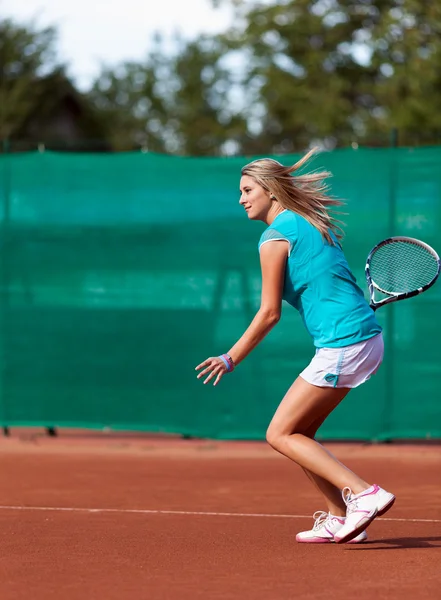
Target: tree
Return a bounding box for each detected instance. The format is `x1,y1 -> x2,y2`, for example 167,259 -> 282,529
214,0 -> 441,150
0,19 -> 59,139
368,0 -> 441,144
214,0 -> 382,151
170,35 -> 247,155
0,18 -> 106,150
89,34 -> 247,155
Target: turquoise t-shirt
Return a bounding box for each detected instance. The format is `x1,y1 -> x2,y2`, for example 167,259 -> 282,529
258,210 -> 382,348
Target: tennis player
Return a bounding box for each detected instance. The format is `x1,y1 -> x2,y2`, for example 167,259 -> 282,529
195,149 -> 396,544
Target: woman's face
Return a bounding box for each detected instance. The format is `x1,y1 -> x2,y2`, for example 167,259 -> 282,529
239,175 -> 272,221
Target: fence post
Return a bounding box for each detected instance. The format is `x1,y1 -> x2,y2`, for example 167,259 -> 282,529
382,129 -> 398,440
0,140 -> 11,432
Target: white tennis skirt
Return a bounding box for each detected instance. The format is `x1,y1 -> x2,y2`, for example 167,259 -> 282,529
299,333 -> 384,389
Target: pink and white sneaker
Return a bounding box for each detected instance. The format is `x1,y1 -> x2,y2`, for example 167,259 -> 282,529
334,484 -> 396,544
296,511 -> 367,544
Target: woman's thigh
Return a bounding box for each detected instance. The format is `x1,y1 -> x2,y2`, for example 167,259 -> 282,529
267,376 -> 350,439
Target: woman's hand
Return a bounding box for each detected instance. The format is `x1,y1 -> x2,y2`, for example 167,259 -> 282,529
195,357 -> 228,386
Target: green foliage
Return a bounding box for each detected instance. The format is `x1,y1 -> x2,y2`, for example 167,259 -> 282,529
218,0 -> 441,150
0,18 -> 106,149
369,0 -> 441,139
0,19 -> 59,138
89,34 -> 246,154
3,2 -> 441,153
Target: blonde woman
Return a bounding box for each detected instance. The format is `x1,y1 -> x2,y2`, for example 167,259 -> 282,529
195,149 -> 395,544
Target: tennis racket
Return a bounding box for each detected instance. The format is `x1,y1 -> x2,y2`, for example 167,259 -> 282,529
365,236 -> 440,311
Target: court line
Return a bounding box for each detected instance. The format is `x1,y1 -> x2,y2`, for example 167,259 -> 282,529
0,505 -> 439,523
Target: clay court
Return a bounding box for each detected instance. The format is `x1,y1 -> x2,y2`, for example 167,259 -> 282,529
0,432 -> 440,600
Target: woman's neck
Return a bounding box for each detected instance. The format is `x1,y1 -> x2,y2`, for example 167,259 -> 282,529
265,205 -> 286,225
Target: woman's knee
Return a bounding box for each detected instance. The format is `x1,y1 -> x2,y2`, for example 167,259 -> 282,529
266,423 -> 300,451
266,424 -> 284,451
266,421 -> 316,450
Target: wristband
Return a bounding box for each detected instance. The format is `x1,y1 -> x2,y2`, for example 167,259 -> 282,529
218,353 -> 235,372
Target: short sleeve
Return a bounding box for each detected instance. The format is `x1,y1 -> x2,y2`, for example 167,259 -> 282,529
258,228 -> 293,255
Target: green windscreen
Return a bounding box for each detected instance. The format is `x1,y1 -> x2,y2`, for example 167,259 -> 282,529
0,147 -> 440,440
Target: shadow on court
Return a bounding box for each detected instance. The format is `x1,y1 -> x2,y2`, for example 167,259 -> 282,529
350,536 -> 441,549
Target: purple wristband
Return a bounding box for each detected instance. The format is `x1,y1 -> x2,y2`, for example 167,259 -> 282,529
219,354 -> 235,372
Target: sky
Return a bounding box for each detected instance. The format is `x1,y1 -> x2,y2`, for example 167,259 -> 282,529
1,0 -> 235,89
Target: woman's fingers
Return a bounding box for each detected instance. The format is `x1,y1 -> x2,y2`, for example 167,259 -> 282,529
195,358 -> 212,371
197,364 -> 214,379
195,357 -> 227,385
203,365 -> 224,385
213,370 -> 224,386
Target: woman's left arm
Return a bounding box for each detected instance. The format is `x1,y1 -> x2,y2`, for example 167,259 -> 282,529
196,240 -> 289,385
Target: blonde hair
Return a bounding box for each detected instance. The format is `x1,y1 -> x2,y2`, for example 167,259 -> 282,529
241,148 -> 344,244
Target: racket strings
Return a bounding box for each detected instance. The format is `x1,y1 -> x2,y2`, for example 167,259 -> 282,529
369,241 -> 439,293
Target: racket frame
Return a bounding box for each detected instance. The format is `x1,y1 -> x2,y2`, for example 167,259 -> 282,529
365,236 -> 441,310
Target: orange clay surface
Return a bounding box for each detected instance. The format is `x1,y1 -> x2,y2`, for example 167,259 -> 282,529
0,430 -> 440,600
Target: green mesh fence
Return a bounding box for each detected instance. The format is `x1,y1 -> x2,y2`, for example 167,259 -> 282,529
0,148 -> 440,440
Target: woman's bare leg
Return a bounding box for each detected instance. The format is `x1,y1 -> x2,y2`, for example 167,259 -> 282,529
301,413 -> 347,516
302,468 -> 346,516
266,377 -> 370,497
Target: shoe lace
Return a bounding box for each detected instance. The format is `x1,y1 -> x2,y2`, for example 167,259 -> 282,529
342,486 -> 359,515
312,510 -> 331,531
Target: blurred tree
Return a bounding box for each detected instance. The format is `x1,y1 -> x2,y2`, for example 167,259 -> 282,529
4,4 -> 441,154
89,34 -> 247,155
16,71 -> 109,151
0,18 -> 106,149
214,0 -> 384,151
172,36 -> 247,155
0,19 -> 62,140
368,0 -> 441,145
88,37 -> 169,152
214,0 -> 441,150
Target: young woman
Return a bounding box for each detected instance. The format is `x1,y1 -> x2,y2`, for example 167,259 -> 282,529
195,149 -> 395,544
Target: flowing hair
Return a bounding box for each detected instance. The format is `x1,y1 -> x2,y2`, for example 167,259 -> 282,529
241,148 -> 345,244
